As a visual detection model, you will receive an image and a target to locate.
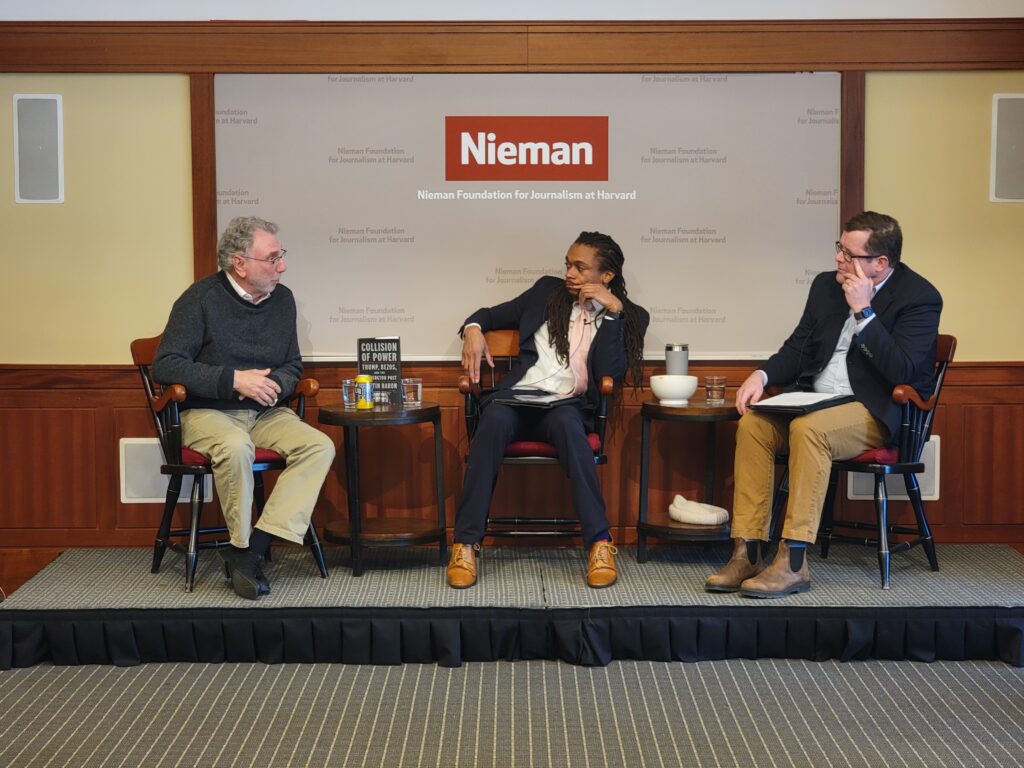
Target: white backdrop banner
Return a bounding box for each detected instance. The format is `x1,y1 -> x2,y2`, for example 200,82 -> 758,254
215,73 -> 841,360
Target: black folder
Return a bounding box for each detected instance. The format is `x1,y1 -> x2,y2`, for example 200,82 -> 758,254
751,393 -> 854,415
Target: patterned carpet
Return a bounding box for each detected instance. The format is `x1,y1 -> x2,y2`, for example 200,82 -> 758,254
1,658 -> 1022,767
3,543 -> 1023,611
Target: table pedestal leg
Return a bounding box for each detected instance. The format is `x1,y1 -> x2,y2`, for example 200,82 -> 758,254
637,412 -> 651,563
705,422 -> 717,504
433,413 -> 447,564
343,425 -> 363,576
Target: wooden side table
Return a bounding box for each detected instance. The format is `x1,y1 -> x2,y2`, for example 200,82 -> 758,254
318,403 -> 447,576
637,398 -> 740,561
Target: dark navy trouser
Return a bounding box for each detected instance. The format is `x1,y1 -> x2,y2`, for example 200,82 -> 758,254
453,400 -> 609,547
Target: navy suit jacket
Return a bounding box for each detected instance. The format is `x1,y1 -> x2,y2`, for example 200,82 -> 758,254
761,263 -> 942,444
463,276 -> 650,410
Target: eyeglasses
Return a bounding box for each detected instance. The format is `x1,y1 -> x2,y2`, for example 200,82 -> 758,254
834,241 -> 878,262
239,249 -> 287,266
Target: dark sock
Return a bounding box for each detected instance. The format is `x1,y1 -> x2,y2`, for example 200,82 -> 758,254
745,540 -> 762,563
249,529 -> 273,559
786,540 -> 807,571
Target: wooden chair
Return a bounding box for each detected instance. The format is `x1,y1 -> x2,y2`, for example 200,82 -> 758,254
130,335 -> 329,591
457,329 -> 614,538
771,334 -> 956,588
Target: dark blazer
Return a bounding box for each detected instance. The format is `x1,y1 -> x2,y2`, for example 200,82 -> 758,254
760,262 -> 942,444
463,275 -> 650,410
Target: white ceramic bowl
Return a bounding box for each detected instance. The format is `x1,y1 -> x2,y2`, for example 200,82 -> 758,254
650,374 -> 699,407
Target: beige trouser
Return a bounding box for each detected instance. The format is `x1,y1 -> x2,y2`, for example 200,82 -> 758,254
181,407 -> 336,548
731,402 -> 887,544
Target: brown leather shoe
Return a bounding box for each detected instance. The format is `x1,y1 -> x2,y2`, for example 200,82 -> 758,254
586,541 -> 618,588
739,540 -> 810,598
705,538 -> 765,593
447,543 -> 479,588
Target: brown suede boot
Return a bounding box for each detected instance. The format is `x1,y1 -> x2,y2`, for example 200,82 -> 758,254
705,538 -> 765,593
739,540 -> 810,598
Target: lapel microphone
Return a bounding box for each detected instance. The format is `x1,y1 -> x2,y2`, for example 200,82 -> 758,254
582,298 -> 604,325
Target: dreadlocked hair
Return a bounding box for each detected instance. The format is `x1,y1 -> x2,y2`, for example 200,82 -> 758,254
545,231 -> 646,392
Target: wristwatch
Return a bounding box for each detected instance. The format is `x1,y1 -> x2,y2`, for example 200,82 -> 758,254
854,306 -> 875,321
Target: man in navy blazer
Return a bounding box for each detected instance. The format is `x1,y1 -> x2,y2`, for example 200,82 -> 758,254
706,211 -> 942,598
450,231 -> 649,589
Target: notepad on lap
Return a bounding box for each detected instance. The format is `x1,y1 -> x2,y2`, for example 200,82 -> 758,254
751,392 -> 855,415
490,391 -> 579,408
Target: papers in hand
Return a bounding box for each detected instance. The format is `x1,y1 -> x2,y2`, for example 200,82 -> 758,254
751,392 -> 854,414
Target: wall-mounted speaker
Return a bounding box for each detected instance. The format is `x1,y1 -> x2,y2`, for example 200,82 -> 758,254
991,94 -> 1024,203
13,93 -> 64,204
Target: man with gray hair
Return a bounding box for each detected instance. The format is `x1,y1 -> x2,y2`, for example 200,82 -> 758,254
153,216 -> 335,599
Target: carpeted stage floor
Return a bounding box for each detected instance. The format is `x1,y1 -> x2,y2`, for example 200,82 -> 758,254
2,544 -> 1023,668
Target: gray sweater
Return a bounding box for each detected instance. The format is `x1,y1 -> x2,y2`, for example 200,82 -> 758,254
152,271 -> 303,412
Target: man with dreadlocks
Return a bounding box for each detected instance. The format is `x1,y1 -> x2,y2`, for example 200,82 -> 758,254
448,231 -> 649,589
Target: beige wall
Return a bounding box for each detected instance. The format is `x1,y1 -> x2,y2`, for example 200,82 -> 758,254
865,71 -> 1024,362
1,74 -> 192,364
2,71 -> 1022,364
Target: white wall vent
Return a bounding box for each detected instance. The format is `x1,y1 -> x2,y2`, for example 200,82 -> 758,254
119,437 -> 212,504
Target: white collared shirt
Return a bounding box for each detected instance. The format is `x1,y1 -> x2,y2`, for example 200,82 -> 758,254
224,270 -> 271,305
518,302 -> 605,395
812,268 -> 895,395
466,302 -> 608,395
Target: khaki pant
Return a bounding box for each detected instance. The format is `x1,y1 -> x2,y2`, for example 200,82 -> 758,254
731,402 -> 886,544
181,407 -> 335,548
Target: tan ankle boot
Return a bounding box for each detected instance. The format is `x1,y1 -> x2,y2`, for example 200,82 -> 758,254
739,540 -> 810,598
705,538 -> 765,593
447,543 -> 479,588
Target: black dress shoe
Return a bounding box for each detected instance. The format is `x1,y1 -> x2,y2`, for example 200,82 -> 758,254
219,548 -> 271,600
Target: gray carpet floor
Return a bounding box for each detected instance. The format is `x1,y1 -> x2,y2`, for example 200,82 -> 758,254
1,658 -> 1022,767
2,544 -> 1023,611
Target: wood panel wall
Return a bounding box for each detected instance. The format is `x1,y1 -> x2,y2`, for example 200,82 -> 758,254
1,362 -> 1022,547
2,20 -> 1022,73
2,19 -> 1023,548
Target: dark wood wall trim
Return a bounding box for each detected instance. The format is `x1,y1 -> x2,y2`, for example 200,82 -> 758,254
1,20 -> 1022,73
524,20 -> 1024,71
840,72 -> 866,224
1,361 -> 1023,547
189,73 -> 218,279
0,22 -> 530,73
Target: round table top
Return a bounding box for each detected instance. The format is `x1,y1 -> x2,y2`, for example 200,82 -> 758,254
318,402 -> 440,427
642,398 -> 741,422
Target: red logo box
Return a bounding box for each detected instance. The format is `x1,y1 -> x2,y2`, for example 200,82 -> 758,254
445,116 -> 609,181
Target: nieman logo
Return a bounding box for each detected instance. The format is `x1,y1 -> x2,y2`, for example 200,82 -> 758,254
445,116 -> 609,181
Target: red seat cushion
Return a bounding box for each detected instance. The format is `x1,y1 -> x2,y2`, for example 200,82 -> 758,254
504,433 -> 602,458
180,447 -> 209,466
849,446 -> 898,464
180,447 -> 285,466
254,448 -> 285,463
